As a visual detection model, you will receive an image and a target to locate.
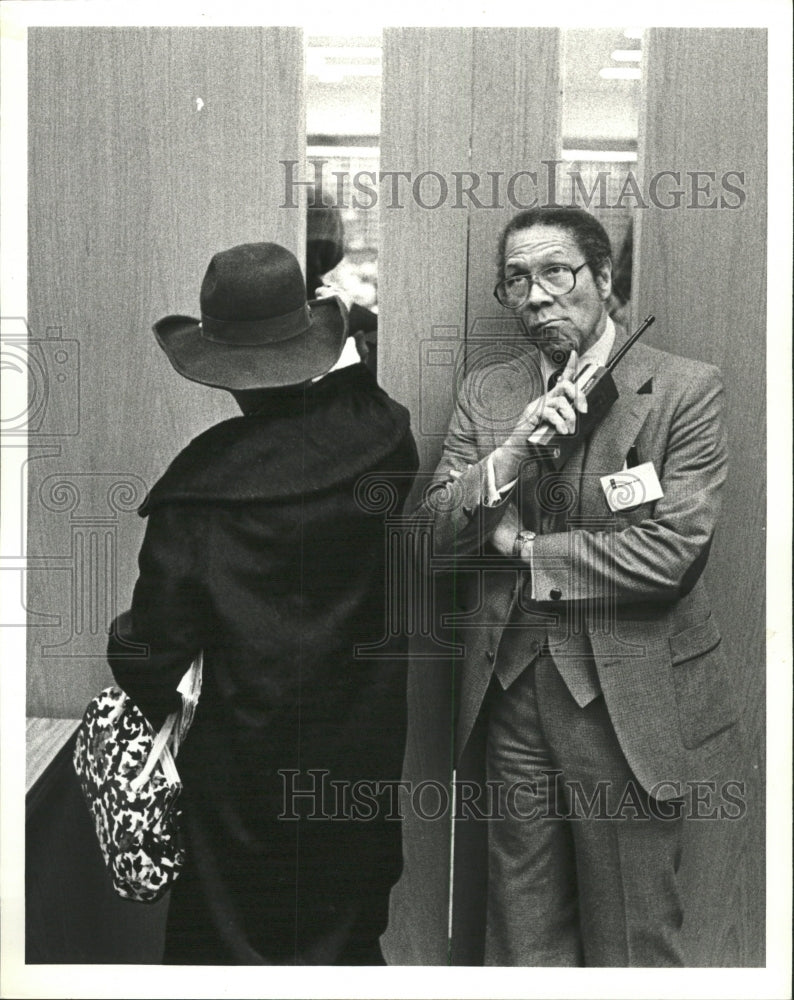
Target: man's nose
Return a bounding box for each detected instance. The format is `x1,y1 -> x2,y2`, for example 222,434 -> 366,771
527,278 -> 553,307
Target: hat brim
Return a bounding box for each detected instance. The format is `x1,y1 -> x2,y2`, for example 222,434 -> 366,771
152,296 -> 349,390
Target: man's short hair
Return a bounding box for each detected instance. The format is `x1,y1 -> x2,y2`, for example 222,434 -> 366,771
497,206 -> 613,280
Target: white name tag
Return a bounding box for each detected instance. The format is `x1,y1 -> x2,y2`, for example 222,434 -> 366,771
601,461 -> 664,512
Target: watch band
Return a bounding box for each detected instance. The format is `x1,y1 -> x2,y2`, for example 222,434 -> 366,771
512,529 -> 536,559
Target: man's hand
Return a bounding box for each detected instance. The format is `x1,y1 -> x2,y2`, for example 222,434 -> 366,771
490,500 -> 522,557
491,350 -> 587,485
312,282 -> 353,311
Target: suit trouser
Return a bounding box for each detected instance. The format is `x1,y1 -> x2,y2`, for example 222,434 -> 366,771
484,653 -> 686,967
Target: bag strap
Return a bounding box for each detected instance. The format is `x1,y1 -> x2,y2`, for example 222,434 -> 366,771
171,650 -> 203,756
127,650 -> 204,790
130,711 -> 179,791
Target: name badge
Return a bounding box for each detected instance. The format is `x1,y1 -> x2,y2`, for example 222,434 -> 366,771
601,461 -> 664,512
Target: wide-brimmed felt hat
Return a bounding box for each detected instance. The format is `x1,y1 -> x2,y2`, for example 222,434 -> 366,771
153,242 -> 348,390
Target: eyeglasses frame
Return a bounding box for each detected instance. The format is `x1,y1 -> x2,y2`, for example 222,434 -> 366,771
493,261 -> 589,309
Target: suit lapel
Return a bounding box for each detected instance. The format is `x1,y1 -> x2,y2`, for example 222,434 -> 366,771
476,328 -> 655,522
578,330 -> 654,517
478,340 -> 547,526
478,339 -> 545,459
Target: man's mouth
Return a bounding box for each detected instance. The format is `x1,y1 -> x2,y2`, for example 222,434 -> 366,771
534,319 -> 564,335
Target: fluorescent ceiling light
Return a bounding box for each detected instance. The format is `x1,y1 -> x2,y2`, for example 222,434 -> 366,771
307,46 -> 382,82
562,149 -> 638,162
599,67 -> 642,80
310,67 -> 381,82
611,49 -> 642,62
307,47 -> 382,60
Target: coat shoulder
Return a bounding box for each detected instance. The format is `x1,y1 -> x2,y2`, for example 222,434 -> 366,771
630,340 -> 722,381
619,339 -> 723,402
139,372 -> 417,516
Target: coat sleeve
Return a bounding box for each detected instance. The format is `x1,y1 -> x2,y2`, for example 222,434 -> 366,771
531,364 -> 728,604
107,504 -> 210,728
409,375 -> 514,555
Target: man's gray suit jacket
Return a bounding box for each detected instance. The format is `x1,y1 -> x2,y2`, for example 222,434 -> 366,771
415,325 -> 738,799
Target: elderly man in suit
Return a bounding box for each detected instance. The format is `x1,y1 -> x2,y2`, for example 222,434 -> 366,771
416,206 -> 738,966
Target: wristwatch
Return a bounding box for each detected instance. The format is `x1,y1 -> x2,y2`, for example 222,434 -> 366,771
512,529 -> 537,559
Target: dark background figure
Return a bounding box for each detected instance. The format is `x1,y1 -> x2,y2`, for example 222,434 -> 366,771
108,243 -> 418,964
608,226 -> 633,327
306,190 -> 379,375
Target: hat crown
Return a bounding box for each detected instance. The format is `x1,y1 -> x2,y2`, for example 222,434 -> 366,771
153,240 -> 347,390
200,243 -> 305,322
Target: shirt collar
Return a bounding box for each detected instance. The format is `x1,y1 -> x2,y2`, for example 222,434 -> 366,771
583,314 -> 616,368
311,335 -> 361,382
539,314 -> 616,382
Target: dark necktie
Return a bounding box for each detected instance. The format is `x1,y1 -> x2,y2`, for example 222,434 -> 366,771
535,364 -> 571,533
517,365 -> 565,532
547,366 -> 565,392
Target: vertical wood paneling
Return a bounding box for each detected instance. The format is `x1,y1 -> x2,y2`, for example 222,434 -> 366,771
380,28 -> 562,965
27,27 -> 305,717
467,28 -> 562,332
635,27 -> 766,966
379,27 -> 473,965
378,27 -> 473,475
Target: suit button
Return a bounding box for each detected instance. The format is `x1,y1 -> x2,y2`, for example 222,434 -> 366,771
549,588 -> 562,600
486,650 -> 495,662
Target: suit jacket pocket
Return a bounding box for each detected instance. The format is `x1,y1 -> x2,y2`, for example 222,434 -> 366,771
670,615 -> 738,749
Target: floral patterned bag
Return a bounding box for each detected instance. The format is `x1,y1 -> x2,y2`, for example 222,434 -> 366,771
72,654 -> 202,903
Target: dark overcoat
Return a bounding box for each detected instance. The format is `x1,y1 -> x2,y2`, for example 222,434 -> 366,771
108,363 -> 419,964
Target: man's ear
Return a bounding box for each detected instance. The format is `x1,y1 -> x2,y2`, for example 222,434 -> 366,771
595,260 -> 613,302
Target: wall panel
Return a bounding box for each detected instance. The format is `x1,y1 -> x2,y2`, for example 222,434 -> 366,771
378,27 -> 473,475
467,27 -> 561,328
378,27 -> 473,966
379,28 -> 562,965
27,27 -> 305,717
635,27 -> 767,966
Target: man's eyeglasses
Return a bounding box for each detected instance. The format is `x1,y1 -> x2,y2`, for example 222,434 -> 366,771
493,262 -> 588,309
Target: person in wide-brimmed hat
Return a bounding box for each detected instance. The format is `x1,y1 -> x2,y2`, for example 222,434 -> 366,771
154,241 -> 349,389
107,242 -> 419,965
